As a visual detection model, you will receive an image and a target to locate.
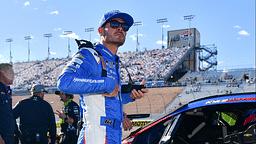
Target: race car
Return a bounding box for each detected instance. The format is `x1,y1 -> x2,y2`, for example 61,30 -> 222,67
122,92 -> 256,144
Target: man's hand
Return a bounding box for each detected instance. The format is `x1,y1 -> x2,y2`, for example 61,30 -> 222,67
130,89 -> 148,100
123,113 -> 132,131
55,110 -> 66,119
55,110 -> 74,124
130,81 -> 149,100
0,135 -> 5,144
102,82 -> 120,97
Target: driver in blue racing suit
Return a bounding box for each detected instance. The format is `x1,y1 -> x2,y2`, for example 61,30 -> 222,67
57,10 -> 148,144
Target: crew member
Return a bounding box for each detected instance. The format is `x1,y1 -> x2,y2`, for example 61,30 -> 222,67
0,63 -> 15,144
13,84 -> 56,144
55,90 -> 79,144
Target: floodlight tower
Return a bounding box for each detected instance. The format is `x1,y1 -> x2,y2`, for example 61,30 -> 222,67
85,28 -> 94,41
44,33 -> 52,60
184,15 -> 195,46
24,36 -> 32,61
157,18 -> 168,49
63,31 -> 73,58
6,38 -> 13,63
134,21 -> 142,52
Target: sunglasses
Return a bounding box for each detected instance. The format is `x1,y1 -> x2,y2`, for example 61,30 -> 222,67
109,20 -> 130,31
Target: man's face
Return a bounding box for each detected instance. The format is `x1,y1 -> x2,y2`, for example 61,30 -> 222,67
101,18 -> 127,47
59,92 -> 67,102
1,68 -> 14,85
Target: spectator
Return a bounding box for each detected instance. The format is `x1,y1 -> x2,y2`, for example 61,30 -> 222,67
13,84 -> 56,144
0,63 -> 15,144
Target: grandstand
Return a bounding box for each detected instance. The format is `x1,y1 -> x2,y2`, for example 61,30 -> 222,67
12,58 -> 70,90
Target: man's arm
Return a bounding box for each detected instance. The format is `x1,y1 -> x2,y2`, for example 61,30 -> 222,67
69,104 -> 80,128
12,101 -> 21,119
55,108 -> 77,127
123,112 -> 132,131
122,80 -> 149,104
57,50 -> 116,95
48,106 -> 56,144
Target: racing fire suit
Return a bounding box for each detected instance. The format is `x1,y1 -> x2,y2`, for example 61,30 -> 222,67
57,43 -> 134,144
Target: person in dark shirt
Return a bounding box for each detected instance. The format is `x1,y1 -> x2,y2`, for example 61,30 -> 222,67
54,90 -> 79,144
13,84 -> 56,144
0,63 -> 15,144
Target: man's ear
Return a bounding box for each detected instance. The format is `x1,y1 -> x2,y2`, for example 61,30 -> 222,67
98,27 -> 103,36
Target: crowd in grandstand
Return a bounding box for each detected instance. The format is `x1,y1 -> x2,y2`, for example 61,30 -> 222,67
10,46 -> 255,90
12,58 -> 70,89
11,46 -> 192,90
120,46 -> 191,83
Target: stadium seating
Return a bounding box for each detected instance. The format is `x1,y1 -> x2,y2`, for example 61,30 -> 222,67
11,48 -> 255,92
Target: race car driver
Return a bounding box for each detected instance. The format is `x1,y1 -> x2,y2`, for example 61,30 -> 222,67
57,10 -> 148,144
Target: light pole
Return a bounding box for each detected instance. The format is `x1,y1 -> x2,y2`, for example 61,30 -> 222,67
63,31 -> 73,58
6,38 -> 13,63
44,33 -> 52,60
184,15 -> 195,46
134,21 -> 142,52
85,28 -> 94,41
157,18 -> 168,49
24,36 -> 32,61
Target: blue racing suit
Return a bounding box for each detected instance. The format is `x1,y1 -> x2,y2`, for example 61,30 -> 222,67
57,43 -> 134,144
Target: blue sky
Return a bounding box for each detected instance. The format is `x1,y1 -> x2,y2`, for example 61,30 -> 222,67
1,0 -> 255,70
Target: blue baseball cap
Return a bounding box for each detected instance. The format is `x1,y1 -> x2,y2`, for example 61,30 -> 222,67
99,10 -> 134,28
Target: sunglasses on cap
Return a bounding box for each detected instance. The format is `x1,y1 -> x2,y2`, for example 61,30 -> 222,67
109,20 -> 130,31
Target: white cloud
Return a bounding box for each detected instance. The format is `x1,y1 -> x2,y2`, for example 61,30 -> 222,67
24,2 -> 30,6
129,34 -> 136,41
50,52 -> 56,55
234,25 -> 241,29
60,33 -> 79,39
34,7 -> 38,10
237,37 -> 241,40
162,25 -> 170,28
130,33 -> 146,41
50,11 -> 58,15
156,40 -> 167,45
218,61 -> 223,65
0,54 -> 2,58
138,34 -> 146,37
54,28 -> 61,31
238,30 -> 249,36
